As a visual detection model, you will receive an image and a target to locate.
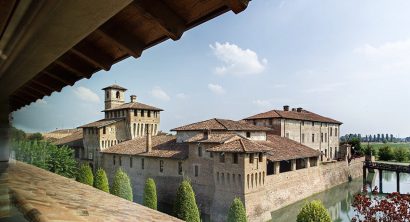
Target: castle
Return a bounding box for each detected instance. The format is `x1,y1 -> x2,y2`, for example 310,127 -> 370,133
55,84 -> 361,222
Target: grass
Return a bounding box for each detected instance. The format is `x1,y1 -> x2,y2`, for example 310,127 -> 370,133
365,142 -> 410,163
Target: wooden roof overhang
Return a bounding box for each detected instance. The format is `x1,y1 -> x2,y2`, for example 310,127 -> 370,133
4,0 -> 250,111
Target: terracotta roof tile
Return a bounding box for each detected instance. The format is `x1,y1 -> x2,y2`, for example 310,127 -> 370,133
101,84 -> 127,90
244,109 -> 342,124
78,118 -> 124,128
171,118 -> 271,131
101,135 -> 188,159
103,102 -> 163,111
206,138 -> 271,153
185,133 -> 238,143
258,135 -> 321,161
53,130 -> 83,147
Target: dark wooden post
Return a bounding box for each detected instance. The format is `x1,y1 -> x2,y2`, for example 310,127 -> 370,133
396,171 -> 400,193
362,166 -> 367,186
379,169 -> 383,193
0,98 -> 10,162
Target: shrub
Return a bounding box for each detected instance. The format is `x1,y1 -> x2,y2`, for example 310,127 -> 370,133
378,146 -> 394,161
143,178 -> 157,210
227,198 -> 247,222
77,164 -> 93,186
363,145 -> 375,156
111,168 -> 133,201
174,180 -> 200,222
297,200 -> 331,222
28,132 -> 43,141
94,168 -> 110,193
393,147 -> 408,162
11,127 -> 26,141
47,145 -> 78,178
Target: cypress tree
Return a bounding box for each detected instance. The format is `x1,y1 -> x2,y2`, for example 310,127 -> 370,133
111,168 -> 133,201
297,200 -> 331,222
174,180 -> 200,222
227,198 -> 247,222
76,164 -> 93,186
143,178 -> 157,210
94,168 -> 110,193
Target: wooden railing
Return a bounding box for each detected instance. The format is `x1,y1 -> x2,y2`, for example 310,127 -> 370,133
363,161 -> 410,173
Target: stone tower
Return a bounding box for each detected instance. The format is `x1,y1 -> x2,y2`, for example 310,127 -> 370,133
102,84 -> 127,110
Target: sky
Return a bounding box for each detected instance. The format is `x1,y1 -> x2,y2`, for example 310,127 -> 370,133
12,0 -> 410,137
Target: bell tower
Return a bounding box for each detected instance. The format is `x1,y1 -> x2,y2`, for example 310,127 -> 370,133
102,84 -> 127,109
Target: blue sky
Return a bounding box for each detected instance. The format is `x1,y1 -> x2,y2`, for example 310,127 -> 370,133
13,0 -> 410,137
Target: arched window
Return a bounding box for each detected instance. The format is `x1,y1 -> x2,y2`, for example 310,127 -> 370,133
106,91 -> 109,98
116,91 -> 120,99
133,123 -> 136,137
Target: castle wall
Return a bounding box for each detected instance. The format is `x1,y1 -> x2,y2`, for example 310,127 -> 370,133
243,157 -> 364,222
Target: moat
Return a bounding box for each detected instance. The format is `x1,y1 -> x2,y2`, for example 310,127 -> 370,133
270,170 -> 410,222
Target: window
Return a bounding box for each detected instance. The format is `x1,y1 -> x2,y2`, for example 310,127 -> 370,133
246,132 -> 251,138
178,162 -> 182,175
210,152 -> 213,158
130,157 -> 133,168
204,131 -> 208,138
312,134 -> 315,143
103,126 -> 106,134
321,133 -> 324,142
106,91 -> 109,98
249,153 -> 254,164
335,128 -> 338,137
141,158 -> 145,169
233,153 -> 238,164
259,153 -> 263,162
160,160 -> 164,172
198,146 -> 202,157
119,156 -> 122,166
116,91 -> 120,99
330,128 -> 333,136
134,109 -> 137,116
312,121 -> 314,126
219,153 -> 225,163
194,165 -> 199,177
88,152 -> 93,160
269,118 -> 273,125
302,134 -> 305,143
325,133 -> 328,142
113,155 -> 116,165
148,111 -> 151,117
141,110 -> 145,117
302,121 -> 304,126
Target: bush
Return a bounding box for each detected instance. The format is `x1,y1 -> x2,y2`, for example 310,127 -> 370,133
364,145 -> 375,156
143,178 -> 157,210
378,146 -> 394,161
174,180 -> 200,222
11,127 -> 26,141
111,168 -> 133,201
28,132 -> 43,141
393,148 -> 409,162
94,168 -> 110,193
47,145 -> 78,178
349,137 -> 363,156
77,164 -> 93,186
297,200 -> 331,222
227,198 -> 247,222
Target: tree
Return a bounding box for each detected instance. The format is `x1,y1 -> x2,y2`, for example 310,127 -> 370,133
349,137 -> 363,156
227,198 -> 247,222
174,180 -> 200,222
378,146 -> 394,161
393,147 -> 408,162
28,132 -> 43,141
363,145 -> 375,156
11,127 -> 26,141
94,168 -> 110,193
143,178 -> 157,210
296,200 -> 331,222
47,145 -> 77,178
77,164 -> 93,186
111,168 -> 133,201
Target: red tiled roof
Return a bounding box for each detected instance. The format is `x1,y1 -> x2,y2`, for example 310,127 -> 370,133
171,118 -> 272,131
53,130 -> 83,147
78,118 -> 124,128
102,102 -> 163,111
102,84 -> 127,90
206,138 -> 271,153
244,109 -> 342,124
258,135 -> 321,161
185,133 -> 239,143
101,135 -> 188,160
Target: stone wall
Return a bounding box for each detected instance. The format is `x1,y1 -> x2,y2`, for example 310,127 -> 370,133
244,157 -> 364,222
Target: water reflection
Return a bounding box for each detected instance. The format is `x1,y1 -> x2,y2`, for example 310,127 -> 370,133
270,171 -> 410,222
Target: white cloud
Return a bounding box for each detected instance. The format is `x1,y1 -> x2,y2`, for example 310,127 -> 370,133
35,99 -> 47,105
210,42 -> 267,76
176,93 -> 188,99
73,86 -> 100,103
151,86 -> 170,101
354,39 -> 410,58
253,99 -> 272,107
208,83 -> 226,94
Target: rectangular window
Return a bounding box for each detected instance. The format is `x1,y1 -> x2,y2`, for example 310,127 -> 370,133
246,132 -> 251,138
312,134 -> 315,143
148,111 -> 151,117
130,157 -> 133,168
103,126 -> 106,134
335,128 -> 338,137
141,158 -> 145,170
198,146 -> 202,157
210,152 -> 213,158
249,153 -> 254,164
88,152 -> 93,160
113,155 -> 116,165
194,165 -> 199,177
269,119 -> 273,125
325,133 -> 328,142
302,134 -> 305,143
301,121 -> 304,126
233,153 -> 238,164
178,162 -> 182,175
259,153 -> 263,162
134,109 -> 137,116
219,153 -> 225,163
321,133 -> 324,142
330,128 -> 333,136
160,160 -> 164,172
119,156 -> 122,166
141,110 -> 145,117
312,121 -> 314,126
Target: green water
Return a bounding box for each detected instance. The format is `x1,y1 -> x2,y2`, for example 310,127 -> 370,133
270,171 -> 410,222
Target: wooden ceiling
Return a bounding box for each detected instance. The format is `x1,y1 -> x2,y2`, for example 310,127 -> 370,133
8,0 -> 249,111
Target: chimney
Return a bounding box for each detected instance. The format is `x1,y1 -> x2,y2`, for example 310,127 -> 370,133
283,105 -> 289,111
297,107 -> 303,112
130,95 -> 137,103
146,124 -> 152,152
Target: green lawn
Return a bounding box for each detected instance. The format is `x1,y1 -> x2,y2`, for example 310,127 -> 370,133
366,142 -> 410,163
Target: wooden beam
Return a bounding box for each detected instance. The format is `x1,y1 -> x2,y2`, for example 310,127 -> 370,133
95,26 -> 144,59
11,93 -> 31,105
10,97 -> 26,110
18,87 -> 43,99
31,78 -> 61,92
43,71 -> 75,86
226,0 -> 249,14
54,60 -> 88,78
132,0 -> 185,41
70,43 -> 112,71
25,83 -> 52,96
